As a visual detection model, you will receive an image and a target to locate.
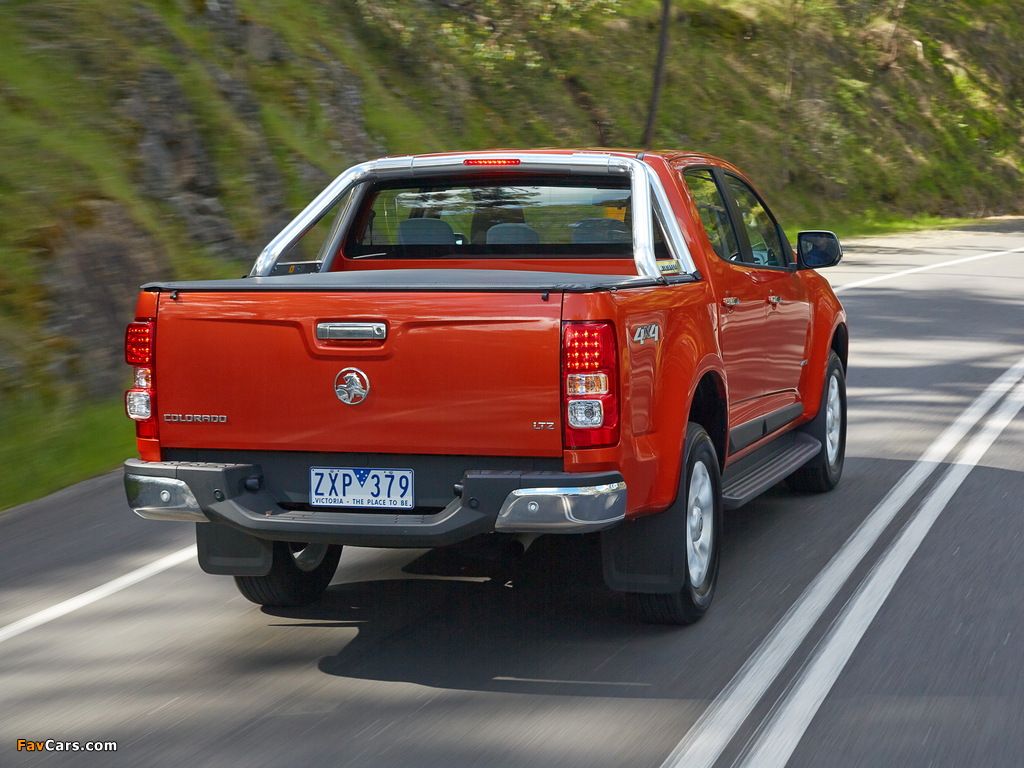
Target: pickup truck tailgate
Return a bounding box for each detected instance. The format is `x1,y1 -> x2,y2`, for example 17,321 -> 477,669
152,290 -> 564,457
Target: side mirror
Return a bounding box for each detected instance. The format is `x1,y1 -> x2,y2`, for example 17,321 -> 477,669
797,230 -> 843,269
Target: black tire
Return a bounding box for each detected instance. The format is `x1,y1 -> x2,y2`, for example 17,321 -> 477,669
787,351 -> 846,493
233,541 -> 342,607
634,423 -> 722,625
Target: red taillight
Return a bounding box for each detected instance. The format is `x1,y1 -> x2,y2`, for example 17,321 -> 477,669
562,322 -> 619,448
125,319 -> 157,438
125,321 -> 154,365
463,158 -> 521,166
564,324 -> 616,372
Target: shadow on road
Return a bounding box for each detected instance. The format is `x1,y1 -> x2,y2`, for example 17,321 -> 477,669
260,500 -> 809,699
267,535 -> 670,697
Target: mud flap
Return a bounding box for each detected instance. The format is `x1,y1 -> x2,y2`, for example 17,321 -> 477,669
196,523 -> 273,576
601,506 -> 688,594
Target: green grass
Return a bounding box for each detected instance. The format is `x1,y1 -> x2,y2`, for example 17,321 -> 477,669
0,395 -> 137,512
1,0 -> 1023,510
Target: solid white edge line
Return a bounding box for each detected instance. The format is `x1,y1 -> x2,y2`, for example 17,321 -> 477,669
738,377 -> 1024,768
0,545 -> 197,645
834,246 -> 1024,293
659,354 -> 1024,768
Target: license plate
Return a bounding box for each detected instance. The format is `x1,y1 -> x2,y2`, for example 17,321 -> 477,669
309,467 -> 415,509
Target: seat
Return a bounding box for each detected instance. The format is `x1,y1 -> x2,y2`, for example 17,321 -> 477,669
470,202 -> 526,244
397,217 -> 457,245
571,218 -> 631,244
486,222 -> 540,245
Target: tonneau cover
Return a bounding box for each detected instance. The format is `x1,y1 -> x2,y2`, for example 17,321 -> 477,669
142,269 -> 691,293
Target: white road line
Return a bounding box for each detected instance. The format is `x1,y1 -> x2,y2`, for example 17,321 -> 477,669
738,376 -> 1024,768
0,545 -> 197,645
659,355 -> 1024,768
834,246 -> 1024,293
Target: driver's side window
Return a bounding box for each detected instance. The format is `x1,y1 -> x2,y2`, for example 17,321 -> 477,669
724,175 -> 789,268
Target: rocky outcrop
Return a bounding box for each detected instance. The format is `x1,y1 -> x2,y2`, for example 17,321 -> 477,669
14,2 -> 379,406
47,201 -> 171,399
119,66 -> 253,262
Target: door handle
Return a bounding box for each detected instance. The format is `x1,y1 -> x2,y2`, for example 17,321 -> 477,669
316,322 -> 387,340
768,295 -> 783,306
722,297 -> 740,307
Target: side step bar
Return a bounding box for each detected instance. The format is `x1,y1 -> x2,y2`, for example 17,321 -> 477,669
721,431 -> 821,509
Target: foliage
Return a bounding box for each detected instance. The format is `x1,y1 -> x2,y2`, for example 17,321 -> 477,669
1,0 -> 1022,506
354,0 -> 621,77
0,395 -> 136,511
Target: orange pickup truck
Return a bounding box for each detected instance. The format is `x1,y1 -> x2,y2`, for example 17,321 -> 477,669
122,149 -> 847,624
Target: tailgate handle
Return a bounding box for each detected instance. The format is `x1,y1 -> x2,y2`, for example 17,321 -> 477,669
316,322 -> 387,340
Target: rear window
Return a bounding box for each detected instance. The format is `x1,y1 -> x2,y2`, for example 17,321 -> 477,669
344,174 -> 635,260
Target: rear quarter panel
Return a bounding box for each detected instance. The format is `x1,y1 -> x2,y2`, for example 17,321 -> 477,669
563,281 -> 722,518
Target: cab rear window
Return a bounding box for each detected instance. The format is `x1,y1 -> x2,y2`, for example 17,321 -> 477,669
344,174 -> 634,260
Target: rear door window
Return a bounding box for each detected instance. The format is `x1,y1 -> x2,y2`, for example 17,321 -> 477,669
684,169 -> 741,262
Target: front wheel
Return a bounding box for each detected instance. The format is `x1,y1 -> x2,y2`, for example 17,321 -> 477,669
634,423 -> 722,625
233,541 -> 342,607
787,351 -> 846,493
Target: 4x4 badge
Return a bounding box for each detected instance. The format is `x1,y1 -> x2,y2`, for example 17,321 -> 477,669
633,323 -> 661,345
334,368 -> 370,405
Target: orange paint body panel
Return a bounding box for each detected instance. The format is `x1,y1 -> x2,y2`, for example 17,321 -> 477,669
560,283 -> 720,517
153,291 -> 564,457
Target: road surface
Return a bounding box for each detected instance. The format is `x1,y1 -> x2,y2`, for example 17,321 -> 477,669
3,219 -> 1023,767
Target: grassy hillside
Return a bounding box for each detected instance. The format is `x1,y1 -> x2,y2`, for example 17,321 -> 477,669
1,0 -> 1022,507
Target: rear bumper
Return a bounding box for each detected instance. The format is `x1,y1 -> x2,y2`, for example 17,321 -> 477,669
123,459 -> 626,547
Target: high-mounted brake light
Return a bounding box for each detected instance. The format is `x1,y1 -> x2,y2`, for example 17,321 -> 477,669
463,158 -> 521,166
562,322 -> 619,449
125,319 -> 157,439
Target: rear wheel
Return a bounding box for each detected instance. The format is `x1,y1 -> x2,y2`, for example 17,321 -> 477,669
233,541 -> 342,607
787,351 -> 846,493
634,423 -> 722,625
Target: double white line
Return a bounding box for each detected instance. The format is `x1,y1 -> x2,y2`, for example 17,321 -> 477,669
661,354 -> 1024,768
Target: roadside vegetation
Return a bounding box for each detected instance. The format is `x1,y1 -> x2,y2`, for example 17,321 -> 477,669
1,0 -> 1021,509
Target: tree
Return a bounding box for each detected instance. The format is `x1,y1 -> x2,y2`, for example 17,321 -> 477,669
642,0 -> 672,148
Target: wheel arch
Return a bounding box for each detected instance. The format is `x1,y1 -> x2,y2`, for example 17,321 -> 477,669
802,312 -> 848,422
831,321 -> 849,372
687,370 -> 728,472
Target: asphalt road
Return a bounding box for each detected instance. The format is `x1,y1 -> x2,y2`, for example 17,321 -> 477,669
3,220 -> 1023,767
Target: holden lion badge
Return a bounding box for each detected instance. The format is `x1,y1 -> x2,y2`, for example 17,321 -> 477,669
334,368 -> 370,405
